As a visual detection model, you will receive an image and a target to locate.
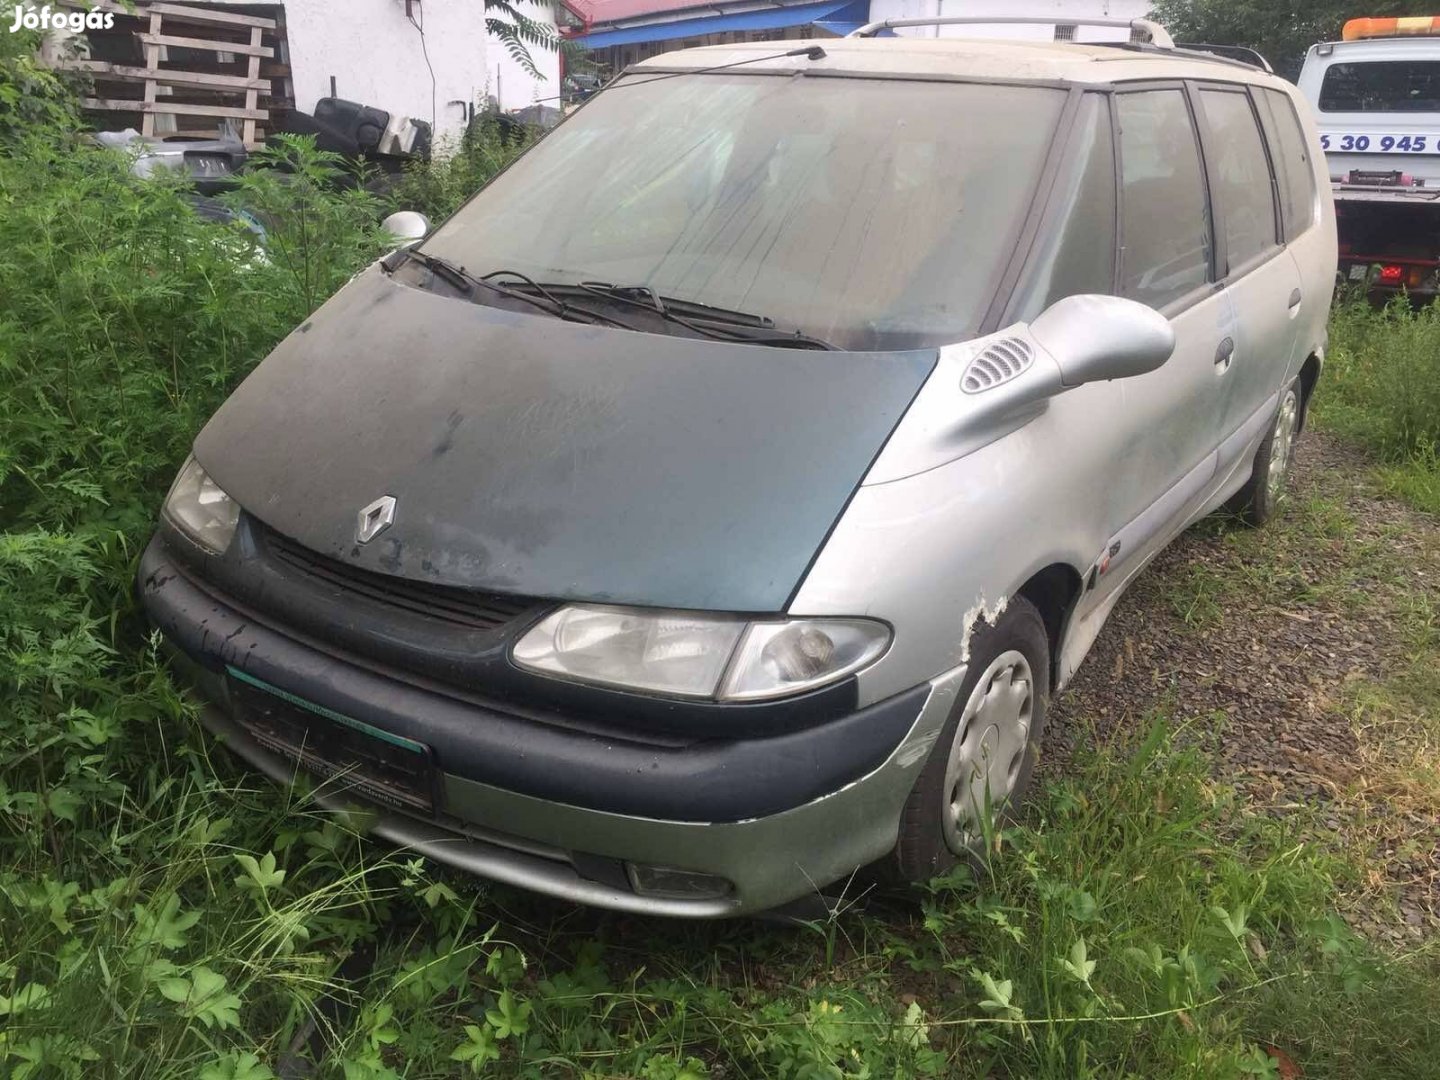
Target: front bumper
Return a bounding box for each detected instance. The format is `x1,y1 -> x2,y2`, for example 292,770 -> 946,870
191,673 -> 961,917
140,536 -> 965,917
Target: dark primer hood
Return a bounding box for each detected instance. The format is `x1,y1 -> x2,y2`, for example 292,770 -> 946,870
195,269 -> 937,611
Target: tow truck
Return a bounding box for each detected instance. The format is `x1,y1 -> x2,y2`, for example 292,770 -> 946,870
1298,16 -> 1440,299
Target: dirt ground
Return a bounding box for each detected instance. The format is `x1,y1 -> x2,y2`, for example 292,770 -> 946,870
1045,431 -> 1440,945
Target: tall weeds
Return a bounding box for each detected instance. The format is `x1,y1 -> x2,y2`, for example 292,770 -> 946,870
1322,299 -> 1440,462
387,114 -> 537,222
0,42 -> 459,1074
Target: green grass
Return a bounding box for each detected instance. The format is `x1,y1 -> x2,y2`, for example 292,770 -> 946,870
11,702 -> 1440,1078
1159,489 -> 1399,636
1340,593 -> 1440,818
3,38 -> 1440,1077
1372,452 -> 1440,516
1318,300 -> 1440,515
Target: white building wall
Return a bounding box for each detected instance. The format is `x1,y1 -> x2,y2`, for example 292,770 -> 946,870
866,0 -> 1151,41
282,0 -> 487,141
192,0 -> 489,143
486,18 -> 562,111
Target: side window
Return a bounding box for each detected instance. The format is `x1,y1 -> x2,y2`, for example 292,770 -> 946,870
1008,93 -> 1117,319
1257,89 -> 1319,239
1116,90 -> 1212,308
1197,88 -> 1280,271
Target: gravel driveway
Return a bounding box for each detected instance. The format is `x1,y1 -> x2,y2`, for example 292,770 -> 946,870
1044,431 -> 1440,943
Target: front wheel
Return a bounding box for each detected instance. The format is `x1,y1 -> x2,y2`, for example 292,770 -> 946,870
1231,379 -> 1301,527
889,598 -> 1050,883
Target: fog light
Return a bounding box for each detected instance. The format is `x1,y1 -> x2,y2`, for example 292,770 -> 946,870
625,862 -> 733,901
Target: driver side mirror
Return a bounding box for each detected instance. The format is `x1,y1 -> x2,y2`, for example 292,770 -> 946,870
1028,294 -> 1175,387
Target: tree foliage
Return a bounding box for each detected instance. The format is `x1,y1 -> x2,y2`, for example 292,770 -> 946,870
1150,0 -> 1440,78
485,0 -> 583,83
0,28 -> 82,143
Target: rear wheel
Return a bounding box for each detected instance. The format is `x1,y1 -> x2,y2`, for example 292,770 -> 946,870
1231,379 -> 1301,527
890,598 -> 1050,883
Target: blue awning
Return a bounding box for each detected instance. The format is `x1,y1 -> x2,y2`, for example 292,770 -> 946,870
578,0 -> 868,49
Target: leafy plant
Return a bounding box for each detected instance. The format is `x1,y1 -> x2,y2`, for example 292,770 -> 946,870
226,137 -> 390,316
0,28 -> 83,143
388,114 -> 536,222
486,0 -> 574,79
1320,299 -> 1440,461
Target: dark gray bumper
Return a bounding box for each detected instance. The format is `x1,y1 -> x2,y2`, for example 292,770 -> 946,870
140,535 -> 962,915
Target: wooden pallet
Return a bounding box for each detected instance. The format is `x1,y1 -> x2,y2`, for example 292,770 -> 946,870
55,1 -> 284,148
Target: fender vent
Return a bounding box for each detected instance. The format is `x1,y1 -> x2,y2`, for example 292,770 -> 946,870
961,338 -> 1034,394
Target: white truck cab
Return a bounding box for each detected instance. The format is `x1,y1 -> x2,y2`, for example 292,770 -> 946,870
1298,16 -> 1440,296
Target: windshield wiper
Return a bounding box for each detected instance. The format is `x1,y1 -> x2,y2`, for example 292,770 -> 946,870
485,274 -> 835,350
389,256 -> 833,348
383,250 -> 644,332
578,283 -> 773,328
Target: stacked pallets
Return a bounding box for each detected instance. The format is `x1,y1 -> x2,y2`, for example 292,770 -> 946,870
55,1 -> 288,148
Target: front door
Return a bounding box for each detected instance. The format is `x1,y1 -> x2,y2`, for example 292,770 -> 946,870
1069,85 -> 1233,622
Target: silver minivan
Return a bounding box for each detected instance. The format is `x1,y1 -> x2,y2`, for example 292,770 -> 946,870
140,19 -> 1337,917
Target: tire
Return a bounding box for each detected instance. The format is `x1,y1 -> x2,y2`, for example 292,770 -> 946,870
890,597 -> 1051,883
1230,379 -> 1302,527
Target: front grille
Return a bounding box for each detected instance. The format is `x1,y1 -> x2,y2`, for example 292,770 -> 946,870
265,529 -> 534,632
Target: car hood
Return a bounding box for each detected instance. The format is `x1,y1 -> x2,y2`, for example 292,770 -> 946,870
195,268 -> 936,612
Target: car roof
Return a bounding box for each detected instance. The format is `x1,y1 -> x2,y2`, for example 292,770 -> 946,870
631,37 -> 1290,89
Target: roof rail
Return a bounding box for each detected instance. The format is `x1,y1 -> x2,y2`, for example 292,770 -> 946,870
847,15 -> 1176,49
1174,42 -> 1274,73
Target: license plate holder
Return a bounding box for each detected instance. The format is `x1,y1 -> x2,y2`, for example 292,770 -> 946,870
226,666 -> 439,816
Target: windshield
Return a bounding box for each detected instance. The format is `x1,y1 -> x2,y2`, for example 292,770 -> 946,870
1319,60 -> 1440,112
422,73 -> 1065,350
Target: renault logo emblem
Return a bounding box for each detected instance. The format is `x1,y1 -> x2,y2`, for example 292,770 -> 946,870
356,495 -> 397,544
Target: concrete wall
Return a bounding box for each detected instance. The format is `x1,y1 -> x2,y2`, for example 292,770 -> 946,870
191,0 -> 489,143
866,0 -> 1152,41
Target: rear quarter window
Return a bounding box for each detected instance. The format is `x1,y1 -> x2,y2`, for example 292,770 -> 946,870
1256,89 -> 1318,240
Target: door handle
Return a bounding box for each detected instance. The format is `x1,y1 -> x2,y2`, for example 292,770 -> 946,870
1288,288 -> 1303,309
1214,337 -> 1235,370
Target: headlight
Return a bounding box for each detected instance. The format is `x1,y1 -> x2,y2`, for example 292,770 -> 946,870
719,619 -> 892,701
511,604 -> 890,702
512,606 -> 746,698
162,454 -> 240,554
